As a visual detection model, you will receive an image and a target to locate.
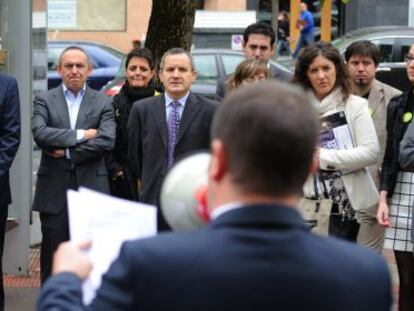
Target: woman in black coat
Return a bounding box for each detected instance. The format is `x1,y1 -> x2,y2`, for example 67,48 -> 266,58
377,43 -> 414,311
108,47 -> 160,200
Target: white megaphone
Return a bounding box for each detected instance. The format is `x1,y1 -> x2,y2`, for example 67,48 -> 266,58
160,152 -> 211,231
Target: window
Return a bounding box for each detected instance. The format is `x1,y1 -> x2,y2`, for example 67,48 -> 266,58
47,47 -> 65,70
48,0 -> 126,31
399,38 -> 414,63
221,54 -> 245,75
370,38 -> 395,63
193,54 -> 217,82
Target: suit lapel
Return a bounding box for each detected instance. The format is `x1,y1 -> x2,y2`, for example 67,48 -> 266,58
75,87 -> 94,129
51,86 -> 71,129
367,80 -> 384,116
176,93 -> 201,145
154,95 -> 168,148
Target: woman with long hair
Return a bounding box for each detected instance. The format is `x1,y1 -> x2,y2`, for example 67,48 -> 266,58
293,42 -> 379,241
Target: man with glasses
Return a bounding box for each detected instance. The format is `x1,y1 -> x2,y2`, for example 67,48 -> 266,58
215,22 -> 291,101
32,46 -> 115,283
345,40 -> 401,252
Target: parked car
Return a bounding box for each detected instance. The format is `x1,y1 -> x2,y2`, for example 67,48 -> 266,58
102,49 -> 292,99
48,40 -> 124,90
278,26 -> 414,92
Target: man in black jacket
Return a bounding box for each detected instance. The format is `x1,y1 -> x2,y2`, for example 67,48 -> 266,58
128,48 -> 216,231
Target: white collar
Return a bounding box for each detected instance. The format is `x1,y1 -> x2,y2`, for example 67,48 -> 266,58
164,92 -> 190,108
211,202 -> 244,220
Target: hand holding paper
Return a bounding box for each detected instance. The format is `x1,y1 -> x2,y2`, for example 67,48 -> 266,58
66,188 -> 157,305
52,240 -> 93,280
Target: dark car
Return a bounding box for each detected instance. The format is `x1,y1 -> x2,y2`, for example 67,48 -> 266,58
48,41 -> 124,90
102,49 -> 292,99
278,26 -> 414,92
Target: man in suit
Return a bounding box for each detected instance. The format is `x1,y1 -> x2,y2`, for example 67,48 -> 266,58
0,74 -> 20,311
215,22 -> 292,101
38,81 -> 391,311
32,46 -> 115,283
128,47 -> 216,231
345,40 -> 401,251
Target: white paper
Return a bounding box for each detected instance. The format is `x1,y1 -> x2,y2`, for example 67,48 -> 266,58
67,187 -> 157,305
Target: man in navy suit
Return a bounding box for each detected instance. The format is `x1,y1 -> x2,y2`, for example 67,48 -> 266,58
0,73 -> 20,311
38,81 -> 391,311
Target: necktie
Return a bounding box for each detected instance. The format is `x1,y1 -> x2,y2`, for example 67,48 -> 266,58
167,101 -> 181,167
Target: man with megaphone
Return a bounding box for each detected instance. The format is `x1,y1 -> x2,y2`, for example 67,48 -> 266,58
38,81 -> 391,311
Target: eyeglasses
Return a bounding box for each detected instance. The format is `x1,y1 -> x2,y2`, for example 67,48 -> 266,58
405,55 -> 414,65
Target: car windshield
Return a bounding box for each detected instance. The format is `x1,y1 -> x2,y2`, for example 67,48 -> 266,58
101,45 -> 125,60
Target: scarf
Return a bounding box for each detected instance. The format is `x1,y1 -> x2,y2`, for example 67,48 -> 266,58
122,79 -> 156,102
314,88 -> 346,116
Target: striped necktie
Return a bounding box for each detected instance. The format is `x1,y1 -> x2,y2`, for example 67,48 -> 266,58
167,101 -> 181,167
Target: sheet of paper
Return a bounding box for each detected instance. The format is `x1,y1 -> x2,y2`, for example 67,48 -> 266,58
67,187 -> 157,305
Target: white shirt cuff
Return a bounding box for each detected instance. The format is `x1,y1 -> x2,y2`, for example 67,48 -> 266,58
76,130 -> 85,142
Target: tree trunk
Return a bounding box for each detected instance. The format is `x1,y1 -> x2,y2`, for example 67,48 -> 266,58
145,0 -> 197,71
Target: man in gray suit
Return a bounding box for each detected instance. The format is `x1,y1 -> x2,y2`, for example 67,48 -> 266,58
32,46 -> 115,283
215,22 -> 292,101
345,40 -> 401,251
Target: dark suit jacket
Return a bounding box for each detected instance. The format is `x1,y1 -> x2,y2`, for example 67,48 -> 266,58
215,62 -> 293,101
32,85 -> 116,214
38,204 -> 391,311
128,92 -> 216,206
0,74 -> 20,207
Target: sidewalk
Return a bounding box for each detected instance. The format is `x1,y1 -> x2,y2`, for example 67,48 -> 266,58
2,248 -> 400,311
4,248 -> 39,311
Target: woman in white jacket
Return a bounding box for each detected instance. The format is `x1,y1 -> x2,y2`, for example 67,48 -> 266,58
293,42 -> 379,241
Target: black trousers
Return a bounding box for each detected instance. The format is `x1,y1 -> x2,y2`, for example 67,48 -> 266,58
329,214 -> 360,242
109,169 -> 138,201
40,171 -> 77,284
39,207 -> 70,284
0,206 -> 8,311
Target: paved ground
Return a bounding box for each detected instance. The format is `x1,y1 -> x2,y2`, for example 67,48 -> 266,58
1,247 -> 399,311
4,248 -> 39,311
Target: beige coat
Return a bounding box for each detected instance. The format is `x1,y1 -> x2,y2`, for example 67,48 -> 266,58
303,90 -> 380,211
366,79 -> 402,188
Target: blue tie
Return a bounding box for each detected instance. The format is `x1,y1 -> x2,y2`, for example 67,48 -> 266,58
167,101 -> 181,167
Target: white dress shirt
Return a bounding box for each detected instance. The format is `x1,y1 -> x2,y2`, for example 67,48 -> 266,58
164,92 -> 189,120
62,84 -> 86,158
211,202 -> 244,220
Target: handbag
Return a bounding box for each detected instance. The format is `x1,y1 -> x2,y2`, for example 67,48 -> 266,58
298,197 -> 332,236
298,174 -> 332,236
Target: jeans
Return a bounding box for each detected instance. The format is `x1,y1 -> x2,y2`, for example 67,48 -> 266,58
276,40 -> 291,56
292,32 -> 315,58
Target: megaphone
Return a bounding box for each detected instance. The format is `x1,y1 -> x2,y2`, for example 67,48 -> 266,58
160,152 -> 211,231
